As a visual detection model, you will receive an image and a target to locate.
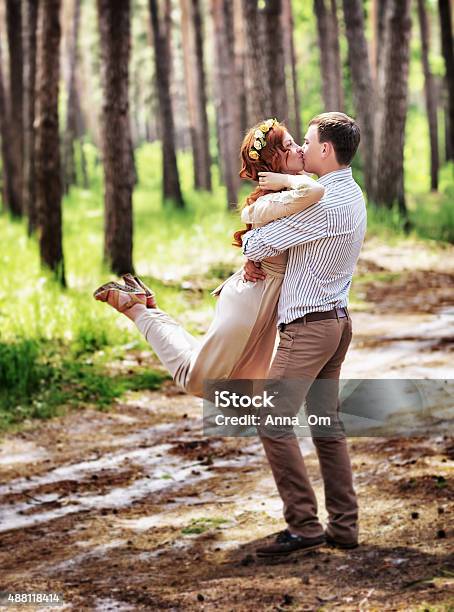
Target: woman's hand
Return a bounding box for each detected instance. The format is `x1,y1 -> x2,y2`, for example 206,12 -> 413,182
258,172 -> 290,191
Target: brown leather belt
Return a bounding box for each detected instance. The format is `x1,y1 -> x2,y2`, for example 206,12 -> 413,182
279,307 -> 349,331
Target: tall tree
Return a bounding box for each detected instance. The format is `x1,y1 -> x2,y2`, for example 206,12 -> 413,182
6,0 -> 24,216
369,0 -> 388,84
342,0 -> 375,196
417,0 -> 439,191
314,0 -> 344,111
180,0 -> 212,191
34,0 -> 65,284
149,0 -> 185,206
233,0 -> 248,134
372,0 -> 412,214
241,0 -> 271,123
212,0 -> 240,209
438,0 -> 454,160
97,0 -> 135,274
0,35 -> 16,214
62,0 -> 82,193
264,0 -> 288,123
22,0 -> 39,234
281,0 -> 302,142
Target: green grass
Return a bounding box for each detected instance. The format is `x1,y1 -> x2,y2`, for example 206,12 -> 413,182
181,517 -> 229,535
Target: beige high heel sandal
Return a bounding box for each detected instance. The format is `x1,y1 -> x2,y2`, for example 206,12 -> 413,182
122,274 -> 157,308
93,281 -> 147,313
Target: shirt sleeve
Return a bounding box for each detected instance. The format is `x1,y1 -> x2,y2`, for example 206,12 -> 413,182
242,202 -> 328,261
240,177 -> 325,226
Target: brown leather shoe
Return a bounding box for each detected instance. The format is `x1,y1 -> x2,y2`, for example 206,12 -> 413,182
255,529 -> 326,557
325,533 -> 359,549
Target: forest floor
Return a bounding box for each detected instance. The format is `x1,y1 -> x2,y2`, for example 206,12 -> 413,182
0,237 -> 453,611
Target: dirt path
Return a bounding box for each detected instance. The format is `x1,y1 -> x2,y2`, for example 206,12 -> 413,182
1,239 -> 453,611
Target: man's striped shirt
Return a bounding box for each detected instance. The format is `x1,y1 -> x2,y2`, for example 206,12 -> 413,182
242,167 -> 367,326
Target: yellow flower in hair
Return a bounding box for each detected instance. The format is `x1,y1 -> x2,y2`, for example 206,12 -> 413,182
259,123 -> 269,133
249,150 -> 259,160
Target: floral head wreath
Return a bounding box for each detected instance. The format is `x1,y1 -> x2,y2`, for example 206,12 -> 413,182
248,118 -> 279,160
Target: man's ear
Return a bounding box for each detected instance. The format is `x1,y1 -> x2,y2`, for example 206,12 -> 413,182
320,141 -> 330,159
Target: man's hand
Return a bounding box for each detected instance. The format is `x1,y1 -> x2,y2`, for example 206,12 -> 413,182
258,171 -> 289,191
242,259 -> 266,282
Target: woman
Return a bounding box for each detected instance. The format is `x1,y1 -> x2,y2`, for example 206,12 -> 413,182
93,119 -> 325,398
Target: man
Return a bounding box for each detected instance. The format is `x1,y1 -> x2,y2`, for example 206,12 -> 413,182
241,112 -> 366,557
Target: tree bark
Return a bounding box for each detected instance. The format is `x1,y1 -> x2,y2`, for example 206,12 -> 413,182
438,0 -> 454,160
370,0 -> 388,84
6,0 -> 24,216
264,0 -> 288,122
62,0 -> 81,193
149,0 -> 185,206
328,0 -> 344,111
34,0 -> 65,285
22,0 -> 39,234
342,0 -> 375,196
282,0 -> 302,142
417,0 -> 439,191
241,0 -> 271,123
0,35 -> 17,215
372,0 -> 412,214
180,0 -> 212,190
212,0 -> 240,209
233,0 -> 248,134
314,0 -> 344,111
97,0 -> 135,274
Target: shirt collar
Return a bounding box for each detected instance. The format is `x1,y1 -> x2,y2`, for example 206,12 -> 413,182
317,167 -> 352,186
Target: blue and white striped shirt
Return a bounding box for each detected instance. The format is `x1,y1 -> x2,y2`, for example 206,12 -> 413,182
242,167 -> 367,325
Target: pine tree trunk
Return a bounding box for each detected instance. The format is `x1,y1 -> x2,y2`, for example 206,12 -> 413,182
233,0 -> 248,134
328,0 -> 344,111
212,0 -> 240,209
149,0 -> 185,206
34,0 -> 65,285
342,0 -> 375,196
438,0 -> 454,160
375,0 -> 388,84
282,0 -> 302,142
264,0 -> 288,122
0,37 -> 17,214
22,0 -> 39,235
63,0 -> 81,194
97,0 -> 135,274
180,0 -> 211,190
417,0 -> 439,191
6,0 -> 24,216
241,0 -> 271,122
314,0 -> 344,111
372,0 -> 412,214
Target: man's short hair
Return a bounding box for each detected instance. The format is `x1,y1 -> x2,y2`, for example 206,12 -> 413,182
309,112 -> 360,165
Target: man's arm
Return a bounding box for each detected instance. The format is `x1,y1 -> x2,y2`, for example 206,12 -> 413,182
242,202 -> 327,261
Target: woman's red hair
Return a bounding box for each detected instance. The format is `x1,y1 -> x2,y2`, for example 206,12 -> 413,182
233,120 -> 289,247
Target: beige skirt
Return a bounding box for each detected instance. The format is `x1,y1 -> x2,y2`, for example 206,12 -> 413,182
133,256 -> 286,398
